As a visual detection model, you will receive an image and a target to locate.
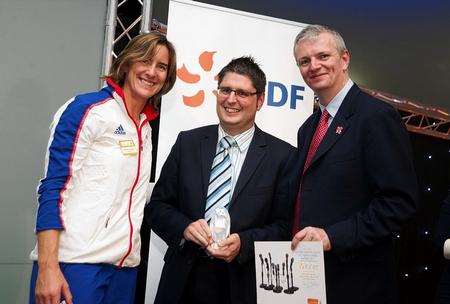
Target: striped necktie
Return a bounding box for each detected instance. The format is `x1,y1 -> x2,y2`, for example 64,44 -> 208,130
205,136 -> 236,222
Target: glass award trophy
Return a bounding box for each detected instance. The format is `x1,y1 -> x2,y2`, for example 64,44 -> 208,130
209,207 -> 230,249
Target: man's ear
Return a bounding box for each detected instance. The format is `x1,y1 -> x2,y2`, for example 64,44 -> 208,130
341,50 -> 351,71
256,92 -> 265,111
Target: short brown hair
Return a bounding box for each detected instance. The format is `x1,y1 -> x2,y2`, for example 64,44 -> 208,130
217,56 -> 266,96
107,32 -> 177,106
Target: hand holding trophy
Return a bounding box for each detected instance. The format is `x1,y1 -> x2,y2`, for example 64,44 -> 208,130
209,207 -> 230,249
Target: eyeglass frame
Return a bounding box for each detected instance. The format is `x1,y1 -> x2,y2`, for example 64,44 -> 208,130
217,86 -> 260,99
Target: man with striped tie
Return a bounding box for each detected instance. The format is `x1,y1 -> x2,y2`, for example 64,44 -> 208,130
146,56 -> 296,304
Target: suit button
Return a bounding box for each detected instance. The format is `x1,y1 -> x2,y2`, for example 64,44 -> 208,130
187,259 -> 193,265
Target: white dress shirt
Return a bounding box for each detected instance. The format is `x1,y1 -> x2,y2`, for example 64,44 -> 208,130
319,79 -> 354,126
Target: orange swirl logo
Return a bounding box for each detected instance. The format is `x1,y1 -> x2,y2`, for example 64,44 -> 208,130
176,51 -> 218,107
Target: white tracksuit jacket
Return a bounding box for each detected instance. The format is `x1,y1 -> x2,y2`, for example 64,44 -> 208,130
30,79 -> 157,267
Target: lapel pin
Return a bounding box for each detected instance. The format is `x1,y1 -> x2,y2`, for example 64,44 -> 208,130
335,126 -> 343,134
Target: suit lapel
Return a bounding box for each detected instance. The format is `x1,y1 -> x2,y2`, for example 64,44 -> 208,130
310,115 -> 348,165
307,85 -> 359,170
200,125 -> 219,198
229,126 -> 266,210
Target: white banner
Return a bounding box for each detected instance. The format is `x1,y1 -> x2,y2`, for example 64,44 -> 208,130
145,1 -> 313,302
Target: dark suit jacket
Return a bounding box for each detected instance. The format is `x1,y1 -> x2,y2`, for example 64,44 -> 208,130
435,190 -> 450,303
146,125 -> 296,304
295,84 -> 418,304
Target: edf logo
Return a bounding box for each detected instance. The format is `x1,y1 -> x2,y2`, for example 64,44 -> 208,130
267,81 -> 305,110
176,51 -> 306,110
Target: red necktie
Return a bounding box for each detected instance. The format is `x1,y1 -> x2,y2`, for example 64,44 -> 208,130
292,109 -> 330,235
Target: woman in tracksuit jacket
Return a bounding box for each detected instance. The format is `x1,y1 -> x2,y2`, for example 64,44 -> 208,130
29,32 -> 177,304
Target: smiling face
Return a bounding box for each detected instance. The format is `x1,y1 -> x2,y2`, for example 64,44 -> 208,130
122,45 -> 169,104
294,32 -> 350,105
216,72 -> 264,136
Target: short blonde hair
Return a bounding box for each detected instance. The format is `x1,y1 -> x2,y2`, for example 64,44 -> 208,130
293,25 -> 347,59
107,32 -> 177,107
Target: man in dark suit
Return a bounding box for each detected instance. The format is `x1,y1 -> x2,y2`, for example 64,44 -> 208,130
290,25 -> 418,304
146,56 -> 295,304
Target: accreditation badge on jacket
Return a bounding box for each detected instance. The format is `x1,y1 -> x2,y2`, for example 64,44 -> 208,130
118,139 -> 138,156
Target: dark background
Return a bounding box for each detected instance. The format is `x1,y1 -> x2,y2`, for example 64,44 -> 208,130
151,0 -> 450,112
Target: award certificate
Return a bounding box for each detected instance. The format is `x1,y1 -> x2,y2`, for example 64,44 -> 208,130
254,241 -> 326,304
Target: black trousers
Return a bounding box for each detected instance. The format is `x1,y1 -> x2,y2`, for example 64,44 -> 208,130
180,257 -> 231,304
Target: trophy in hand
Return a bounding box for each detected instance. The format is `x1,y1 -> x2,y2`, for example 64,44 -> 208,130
209,207 -> 230,249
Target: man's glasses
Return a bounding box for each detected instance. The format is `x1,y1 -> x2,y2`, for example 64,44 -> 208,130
217,87 -> 258,99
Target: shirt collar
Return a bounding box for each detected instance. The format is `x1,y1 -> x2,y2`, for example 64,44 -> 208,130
319,79 -> 353,119
218,125 -> 255,153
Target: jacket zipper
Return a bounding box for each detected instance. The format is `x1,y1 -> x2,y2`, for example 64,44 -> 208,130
118,117 -> 148,267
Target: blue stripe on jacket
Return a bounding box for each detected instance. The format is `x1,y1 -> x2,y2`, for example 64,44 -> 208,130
36,87 -> 112,232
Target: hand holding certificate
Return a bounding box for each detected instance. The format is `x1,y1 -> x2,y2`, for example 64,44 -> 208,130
255,241 -> 327,304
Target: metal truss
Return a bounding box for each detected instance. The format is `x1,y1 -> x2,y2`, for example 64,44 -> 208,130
362,88 -> 450,140
100,2 -> 450,141
101,0 -> 166,85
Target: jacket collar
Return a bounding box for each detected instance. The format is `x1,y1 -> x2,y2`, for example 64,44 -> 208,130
105,78 -> 159,122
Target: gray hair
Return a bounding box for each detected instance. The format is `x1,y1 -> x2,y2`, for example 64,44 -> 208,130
293,24 -> 347,55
